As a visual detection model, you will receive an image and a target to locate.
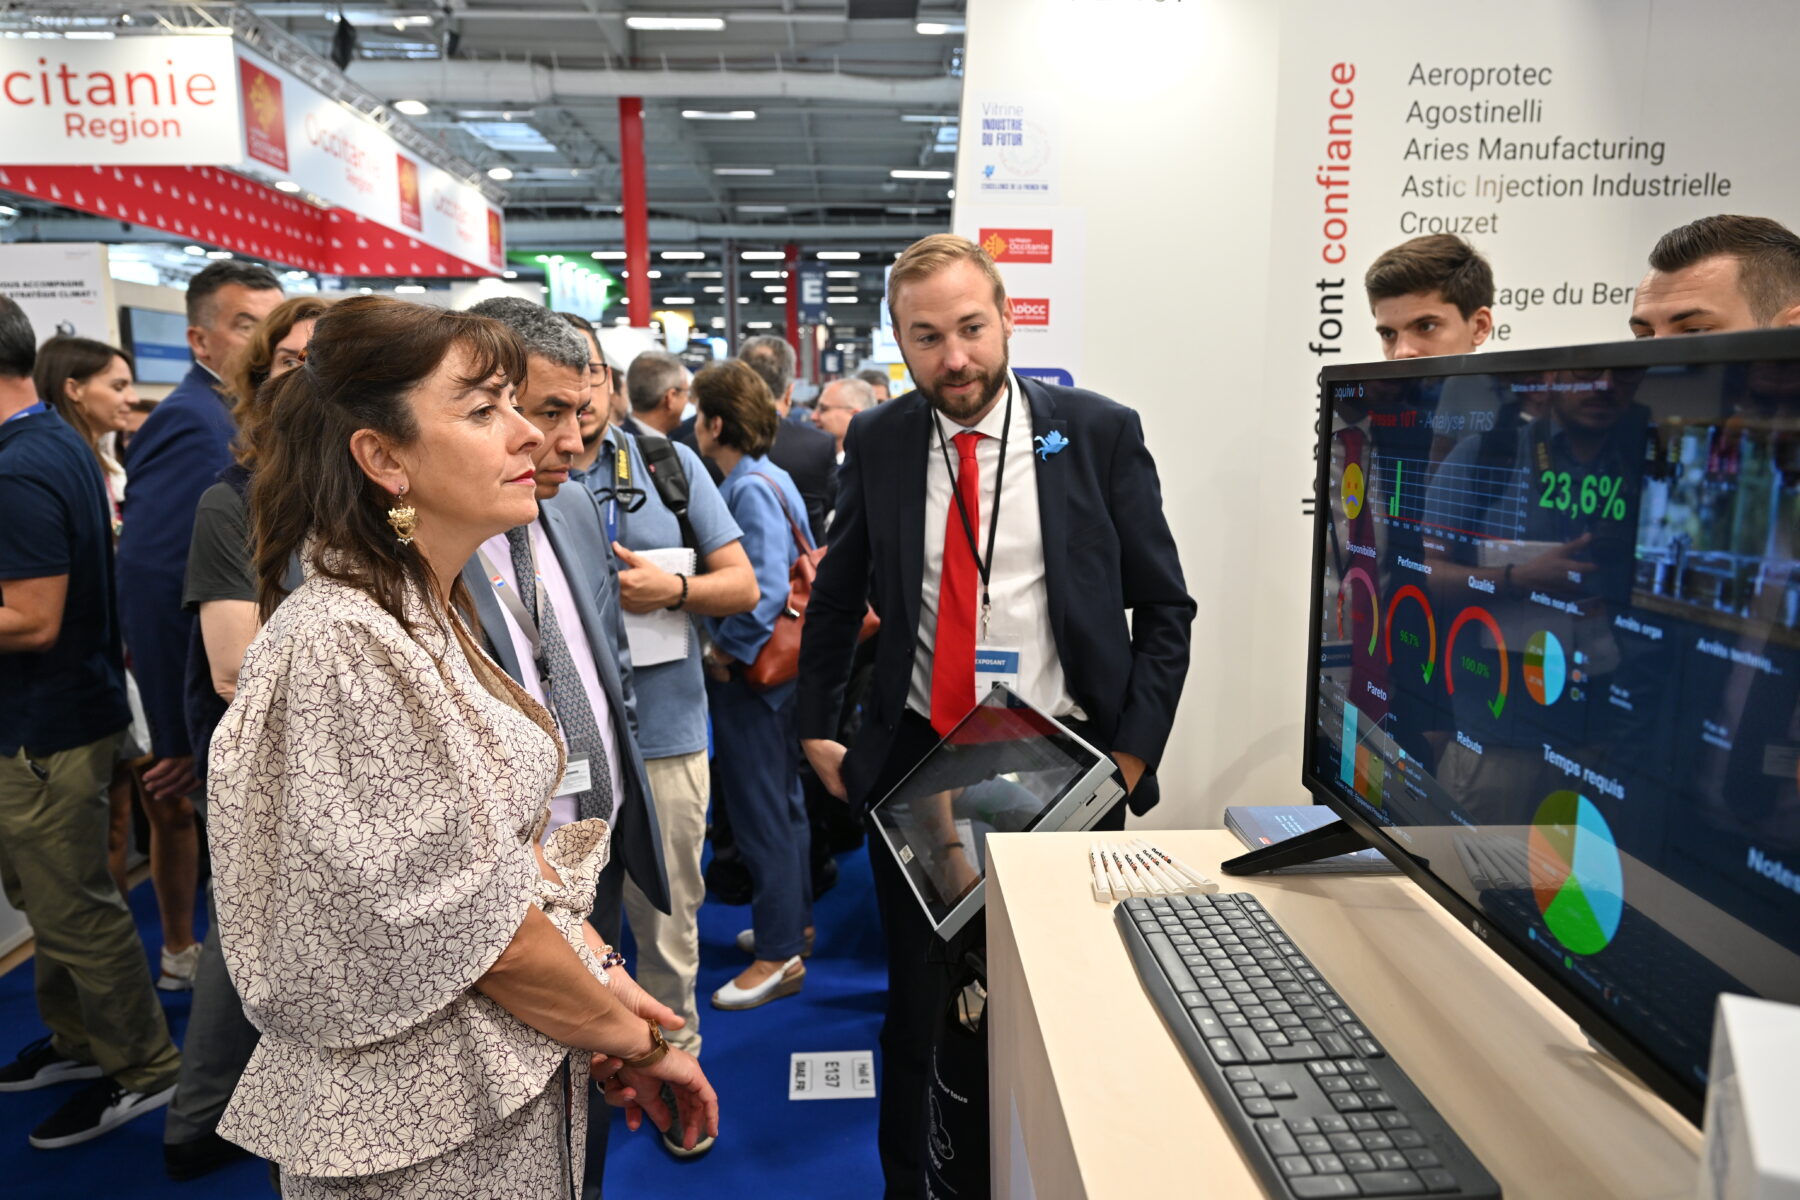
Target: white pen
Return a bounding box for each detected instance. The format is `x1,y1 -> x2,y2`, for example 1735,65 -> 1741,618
1146,840 -> 1220,894
1089,842 -> 1114,901
1111,850 -> 1147,897
1132,841 -> 1186,893
1102,846 -> 1129,897
1131,851 -> 1169,895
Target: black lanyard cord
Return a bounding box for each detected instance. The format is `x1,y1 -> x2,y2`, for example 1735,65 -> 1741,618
934,384 -> 1012,615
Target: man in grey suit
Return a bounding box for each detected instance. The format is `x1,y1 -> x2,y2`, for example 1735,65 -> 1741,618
460,298 -> 671,1194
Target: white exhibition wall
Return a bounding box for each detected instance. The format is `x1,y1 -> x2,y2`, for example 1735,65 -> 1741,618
956,0 -> 1800,828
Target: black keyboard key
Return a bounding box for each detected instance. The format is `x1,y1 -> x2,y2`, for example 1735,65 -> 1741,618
1363,1091 -> 1396,1111
1345,1114 -> 1381,1132
1346,1073 -> 1380,1090
1191,1009 -> 1226,1039
1390,1130 -> 1426,1150
1340,1152 -> 1377,1173
1309,1154 -> 1347,1175
1225,1066 -> 1255,1082
1402,1149 -> 1441,1169
1329,1092 -> 1367,1112
1257,1119 -> 1301,1157
1372,1150 -> 1410,1171
1291,1175 -> 1359,1198
1356,1038 -> 1386,1059
1243,1097 -> 1277,1118
1316,1115 -> 1349,1134
1327,1133 -> 1361,1153
1206,1036 -> 1243,1064
1319,1077 -> 1352,1094
1320,1031 -> 1355,1057
1377,1112 -> 1410,1130
1277,1155 -> 1315,1177
1418,1168 -> 1459,1192
1144,932 -> 1196,986
1232,1081 -> 1266,1099
1265,1079 -> 1297,1100
1288,1117 -> 1319,1135
1270,1042 -> 1326,1061
1308,1060 -> 1341,1076
1352,1169 -> 1426,1194
1229,1027 -> 1273,1062
1359,1132 -> 1394,1151
1297,1134 -> 1332,1155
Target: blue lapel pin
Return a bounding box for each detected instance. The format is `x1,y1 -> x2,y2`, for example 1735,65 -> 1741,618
1034,430 -> 1070,461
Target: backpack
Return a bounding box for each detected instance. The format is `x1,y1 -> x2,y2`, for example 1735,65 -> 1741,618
629,431 -> 700,555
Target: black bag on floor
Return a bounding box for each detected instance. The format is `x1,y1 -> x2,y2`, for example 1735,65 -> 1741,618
923,962 -> 990,1199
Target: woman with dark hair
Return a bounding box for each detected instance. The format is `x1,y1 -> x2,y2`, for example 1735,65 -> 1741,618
692,359 -> 815,1010
207,296 -> 717,1195
35,336 -> 138,532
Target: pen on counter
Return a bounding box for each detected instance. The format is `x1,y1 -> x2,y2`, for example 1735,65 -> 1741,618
1102,846 -> 1129,897
1134,844 -> 1185,893
1089,842 -> 1114,901
1128,849 -> 1166,895
1144,840 -> 1219,894
1111,849 -> 1147,897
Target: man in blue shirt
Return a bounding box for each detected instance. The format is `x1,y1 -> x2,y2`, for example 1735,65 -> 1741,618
0,296 -> 182,1150
572,369 -> 756,1160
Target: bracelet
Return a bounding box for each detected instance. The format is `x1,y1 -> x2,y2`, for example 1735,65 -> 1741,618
665,573 -> 689,612
622,1020 -> 669,1070
600,947 -> 626,970
942,840 -> 965,849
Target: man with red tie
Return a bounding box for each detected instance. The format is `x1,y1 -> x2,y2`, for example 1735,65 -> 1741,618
798,233 -> 1194,1196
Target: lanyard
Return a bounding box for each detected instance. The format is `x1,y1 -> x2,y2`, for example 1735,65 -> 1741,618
4,401 -> 48,424
606,439 -> 630,545
933,382 -> 1012,639
475,535 -> 563,731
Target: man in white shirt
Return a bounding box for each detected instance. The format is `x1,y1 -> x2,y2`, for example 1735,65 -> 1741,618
461,297 -> 674,1190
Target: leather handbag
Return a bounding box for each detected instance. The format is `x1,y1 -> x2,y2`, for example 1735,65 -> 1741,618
742,473 -> 879,689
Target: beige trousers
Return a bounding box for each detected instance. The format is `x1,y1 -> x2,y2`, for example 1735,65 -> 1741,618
621,749 -> 709,1056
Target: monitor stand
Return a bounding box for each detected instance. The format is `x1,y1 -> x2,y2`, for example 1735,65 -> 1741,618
1219,818 -> 1369,875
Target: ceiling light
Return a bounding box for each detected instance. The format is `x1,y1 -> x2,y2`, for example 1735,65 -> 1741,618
592,251 -> 626,260
711,316 -> 726,328
750,270 -> 787,279
737,204 -> 788,213
486,166 -> 514,181
947,188 -> 956,199
763,285 -> 788,294
662,296 -> 696,305
395,285 -> 427,294
703,286 -> 725,294
772,296 -> 788,304
916,21 -> 965,35
886,205 -> 935,215
713,167 -> 774,177
624,16 -> 726,31
274,180 -> 301,193
747,321 -> 773,329
688,271 -> 723,279
816,251 -> 861,261
359,287 -> 373,294
900,114 -> 956,123
827,270 -> 859,279
683,109 -> 755,121
205,250 -> 234,260
63,31 -> 116,41
890,169 -> 952,180
741,250 -> 786,260
502,270 -> 518,279
827,296 -> 858,304
183,244 -> 206,256
394,100 -> 430,117
660,251 -> 706,260
648,270 -> 663,279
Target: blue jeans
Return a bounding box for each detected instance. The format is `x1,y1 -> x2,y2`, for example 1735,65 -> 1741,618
707,676 -> 812,960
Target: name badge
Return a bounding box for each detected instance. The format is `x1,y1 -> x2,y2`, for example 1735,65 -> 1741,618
975,645 -> 1022,698
558,753 -> 593,797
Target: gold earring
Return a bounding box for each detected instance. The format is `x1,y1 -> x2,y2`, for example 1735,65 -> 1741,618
386,485 -> 418,546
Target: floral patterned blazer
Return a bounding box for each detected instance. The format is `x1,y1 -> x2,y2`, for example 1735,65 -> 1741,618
208,570 -> 612,1179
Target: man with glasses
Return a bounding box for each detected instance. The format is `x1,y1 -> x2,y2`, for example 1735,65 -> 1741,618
812,377 -> 876,464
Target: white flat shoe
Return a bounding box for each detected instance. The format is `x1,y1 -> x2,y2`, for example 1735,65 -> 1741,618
734,928 -> 814,958
710,957 -> 805,1010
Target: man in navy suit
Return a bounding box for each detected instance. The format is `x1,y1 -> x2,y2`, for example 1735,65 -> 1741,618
459,297 -> 674,1191
797,234 -> 1194,1196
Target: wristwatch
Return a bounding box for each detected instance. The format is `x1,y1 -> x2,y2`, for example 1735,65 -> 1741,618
623,1020 -> 669,1069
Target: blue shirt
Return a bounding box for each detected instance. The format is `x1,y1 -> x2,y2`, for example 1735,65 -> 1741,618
0,408 -> 130,756
574,427 -> 742,759
707,455 -> 807,708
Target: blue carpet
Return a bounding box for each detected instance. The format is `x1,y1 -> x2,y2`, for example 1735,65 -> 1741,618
0,846 -> 886,1198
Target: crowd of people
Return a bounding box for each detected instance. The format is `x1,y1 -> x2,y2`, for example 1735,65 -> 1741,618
0,213 -> 1794,1196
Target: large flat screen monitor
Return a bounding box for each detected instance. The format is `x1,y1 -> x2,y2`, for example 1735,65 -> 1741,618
1311,331 -> 1800,1123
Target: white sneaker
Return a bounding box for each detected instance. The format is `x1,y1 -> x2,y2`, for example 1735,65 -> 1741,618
156,944 -> 200,992
734,928 -> 815,958
710,957 -> 805,1010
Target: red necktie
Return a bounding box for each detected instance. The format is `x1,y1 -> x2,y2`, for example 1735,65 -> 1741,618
930,430 -> 984,734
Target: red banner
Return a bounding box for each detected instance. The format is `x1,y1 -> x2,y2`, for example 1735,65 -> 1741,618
239,58 -> 288,172
979,227 -> 1054,264
1010,297 -> 1051,326
0,163 -> 496,277
395,153 -> 421,232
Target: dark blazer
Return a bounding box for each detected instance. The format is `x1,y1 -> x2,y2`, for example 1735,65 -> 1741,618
797,377 -> 1195,816
459,484 -> 670,913
118,363 -> 237,758
676,413 -> 837,546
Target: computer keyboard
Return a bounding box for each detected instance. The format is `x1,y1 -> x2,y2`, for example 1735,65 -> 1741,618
1116,892 -> 1501,1199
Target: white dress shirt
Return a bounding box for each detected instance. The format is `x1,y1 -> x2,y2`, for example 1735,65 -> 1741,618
908,371 -> 1079,722
477,522 -> 623,841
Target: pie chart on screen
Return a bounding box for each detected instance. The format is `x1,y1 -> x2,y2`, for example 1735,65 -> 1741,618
1529,790 -> 1624,955
1524,630 -> 1566,706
